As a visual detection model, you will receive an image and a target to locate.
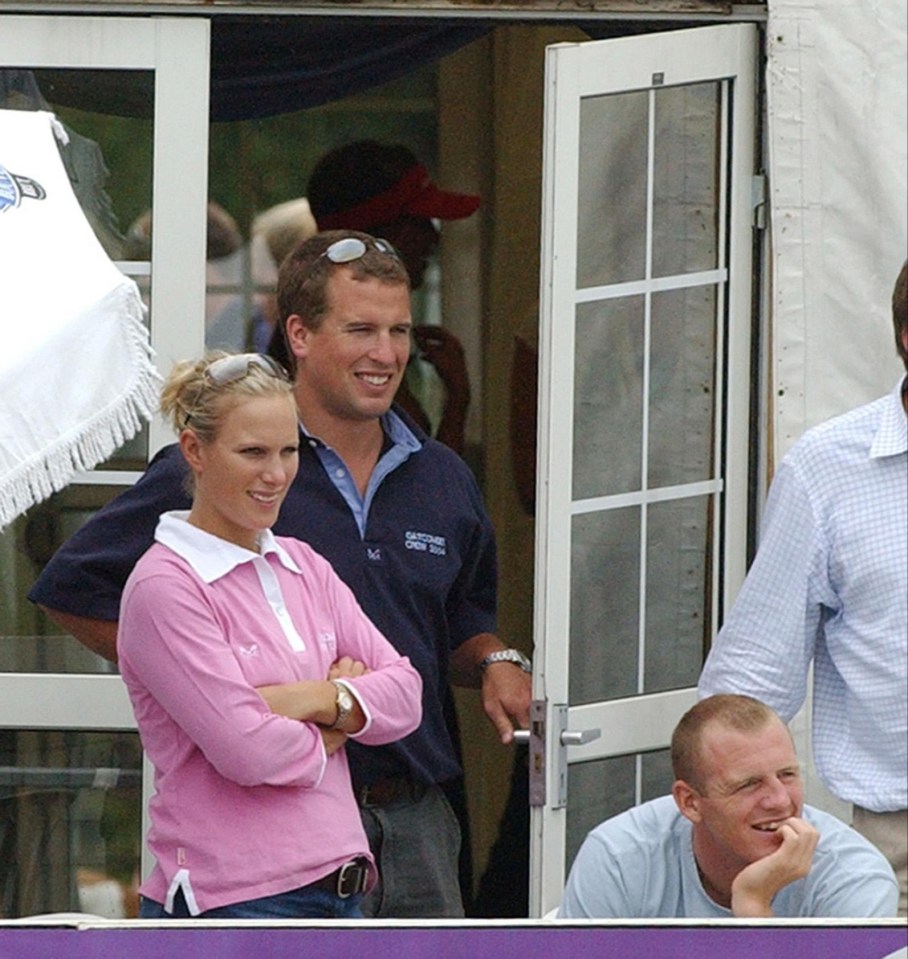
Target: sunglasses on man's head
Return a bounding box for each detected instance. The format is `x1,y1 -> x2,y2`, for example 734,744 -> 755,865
321,236 -> 399,264
206,352 -> 288,386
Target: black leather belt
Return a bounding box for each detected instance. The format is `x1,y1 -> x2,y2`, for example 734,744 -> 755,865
357,775 -> 426,807
311,857 -> 370,898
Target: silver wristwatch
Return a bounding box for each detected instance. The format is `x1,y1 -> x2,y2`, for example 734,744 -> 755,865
330,680 -> 355,730
479,648 -> 532,674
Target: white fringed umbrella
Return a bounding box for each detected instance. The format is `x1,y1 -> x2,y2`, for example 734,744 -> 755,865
0,109 -> 160,530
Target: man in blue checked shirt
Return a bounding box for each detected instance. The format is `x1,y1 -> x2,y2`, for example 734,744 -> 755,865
699,259 -> 908,916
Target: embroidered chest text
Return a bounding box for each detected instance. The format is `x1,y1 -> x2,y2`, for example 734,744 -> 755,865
404,531 -> 447,556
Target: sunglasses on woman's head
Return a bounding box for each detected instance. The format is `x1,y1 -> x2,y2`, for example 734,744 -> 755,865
206,353 -> 288,386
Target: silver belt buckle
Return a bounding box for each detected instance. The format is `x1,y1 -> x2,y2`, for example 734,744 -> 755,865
336,859 -> 368,898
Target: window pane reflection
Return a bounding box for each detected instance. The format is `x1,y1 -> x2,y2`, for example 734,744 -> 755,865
569,494 -> 712,703
648,286 -> 717,489
577,90 -> 648,288
570,507 -> 640,704
573,297 -> 644,500
2,68 -> 154,262
644,496 -> 712,693
0,730 -> 142,919
652,82 -> 720,278
1,488 -> 126,675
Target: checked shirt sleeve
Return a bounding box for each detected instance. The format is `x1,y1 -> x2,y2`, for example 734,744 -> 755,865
699,456 -> 827,721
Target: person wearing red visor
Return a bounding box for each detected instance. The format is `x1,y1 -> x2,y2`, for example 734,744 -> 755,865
304,141 -> 480,455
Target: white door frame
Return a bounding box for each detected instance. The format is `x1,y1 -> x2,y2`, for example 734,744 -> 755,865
0,14 -> 210,725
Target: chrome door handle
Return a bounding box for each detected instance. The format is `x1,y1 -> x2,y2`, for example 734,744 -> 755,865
560,727 -> 601,746
511,705 -> 603,809
512,726 -> 600,746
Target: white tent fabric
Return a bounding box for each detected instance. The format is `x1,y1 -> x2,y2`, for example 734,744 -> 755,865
0,109 -> 160,529
767,0 -> 908,461
765,0 -> 907,818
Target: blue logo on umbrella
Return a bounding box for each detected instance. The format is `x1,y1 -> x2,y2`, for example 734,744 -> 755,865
0,163 -> 46,213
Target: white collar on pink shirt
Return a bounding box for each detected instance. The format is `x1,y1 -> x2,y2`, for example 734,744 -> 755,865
154,510 -> 302,584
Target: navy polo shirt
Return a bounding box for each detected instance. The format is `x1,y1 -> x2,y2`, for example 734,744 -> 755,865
29,408 -> 498,789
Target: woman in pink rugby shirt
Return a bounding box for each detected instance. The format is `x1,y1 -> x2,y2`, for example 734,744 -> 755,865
117,352 -> 422,920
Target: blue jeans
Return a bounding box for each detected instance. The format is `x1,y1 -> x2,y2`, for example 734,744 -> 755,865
359,782 -> 463,918
140,884 -> 363,920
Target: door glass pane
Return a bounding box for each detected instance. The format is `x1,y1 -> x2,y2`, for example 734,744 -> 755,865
648,285 -> 718,488
569,507 -> 640,704
569,495 -> 713,704
572,296 -> 644,500
577,90 -> 648,288
641,746 -> 674,801
0,730 -> 142,919
1,487 -> 124,675
131,201 -> 276,356
565,754 -> 635,871
565,749 -> 673,872
644,495 -> 713,692
652,81 -> 720,278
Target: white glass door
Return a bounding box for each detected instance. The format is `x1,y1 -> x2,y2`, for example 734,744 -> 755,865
531,23 -> 758,917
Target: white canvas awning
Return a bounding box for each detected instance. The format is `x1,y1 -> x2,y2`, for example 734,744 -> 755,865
767,0 -> 908,460
0,108 -> 160,529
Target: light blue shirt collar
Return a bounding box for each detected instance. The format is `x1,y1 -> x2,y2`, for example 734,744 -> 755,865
298,409 -> 422,453
300,409 -> 422,537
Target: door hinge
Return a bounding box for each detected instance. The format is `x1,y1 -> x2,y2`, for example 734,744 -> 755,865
751,173 -> 767,230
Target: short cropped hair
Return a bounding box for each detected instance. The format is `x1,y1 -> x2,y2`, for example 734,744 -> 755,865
671,694 -> 779,791
272,230 -> 410,371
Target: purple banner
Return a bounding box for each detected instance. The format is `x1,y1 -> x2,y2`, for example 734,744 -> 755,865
0,924 -> 905,959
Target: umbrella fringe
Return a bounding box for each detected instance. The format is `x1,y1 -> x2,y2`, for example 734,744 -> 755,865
0,284 -> 162,531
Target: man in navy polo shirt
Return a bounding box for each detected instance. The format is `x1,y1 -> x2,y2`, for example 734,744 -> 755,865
29,229 -> 532,919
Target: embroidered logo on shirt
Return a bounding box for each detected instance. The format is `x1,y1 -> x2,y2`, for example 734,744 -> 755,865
238,643 -> 259,657
404,530 -> 447,556
366,546 -> 383,562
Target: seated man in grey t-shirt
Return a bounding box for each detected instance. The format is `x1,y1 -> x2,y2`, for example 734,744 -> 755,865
559,695 -> 898,919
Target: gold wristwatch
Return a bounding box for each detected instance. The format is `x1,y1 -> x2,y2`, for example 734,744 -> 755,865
330,680 -> 354,731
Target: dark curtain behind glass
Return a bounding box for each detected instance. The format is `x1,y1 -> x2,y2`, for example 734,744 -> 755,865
22,17 -> 492,121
